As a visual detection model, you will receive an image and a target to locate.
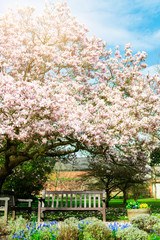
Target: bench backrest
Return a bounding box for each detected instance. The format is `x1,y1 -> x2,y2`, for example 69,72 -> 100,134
41,190 -> 106,210
0,190 -> 16,207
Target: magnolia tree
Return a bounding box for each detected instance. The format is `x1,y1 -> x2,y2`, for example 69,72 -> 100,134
0,1 -> 160,189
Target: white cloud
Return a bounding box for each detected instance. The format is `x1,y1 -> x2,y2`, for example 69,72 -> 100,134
142,65 -> 160,76
1,0 -> 160,55
66,0 -> 160,52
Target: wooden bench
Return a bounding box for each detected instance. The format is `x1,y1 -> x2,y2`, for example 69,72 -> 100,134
38,190 -> 106,223
0,197 -> 10,222
0,190 -> 33,220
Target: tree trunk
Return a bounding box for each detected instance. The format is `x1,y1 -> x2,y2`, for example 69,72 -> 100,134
123,189 -> 128,205
0,154 -> 29,191
106,189 -> 110,208
0,175 -> 7,190
0,165 -> 13,190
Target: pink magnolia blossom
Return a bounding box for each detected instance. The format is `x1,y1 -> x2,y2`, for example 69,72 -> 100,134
0,1 -> 159,161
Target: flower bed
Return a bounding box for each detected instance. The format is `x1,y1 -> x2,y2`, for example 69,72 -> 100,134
2,214 -> 160,239
11,217 -> 131,240
126,201 -> 149,209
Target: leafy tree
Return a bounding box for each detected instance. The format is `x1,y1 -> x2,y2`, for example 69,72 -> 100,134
85,149 -> 151,207
150,148 -> 160,166
129,182 -> 150,200
0,1 -> 159,190
2,156 -> 55,198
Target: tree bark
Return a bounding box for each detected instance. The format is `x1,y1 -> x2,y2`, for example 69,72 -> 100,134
123,189 -> 128,205
0,138 -> 80,191
0,154 -> 29,190
106,189 -> 110,208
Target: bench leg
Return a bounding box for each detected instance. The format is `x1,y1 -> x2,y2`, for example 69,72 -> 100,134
102,209 -> 106,222
4,208 -> 8,223
41,211 -> 44,220
28,208 -> 32,217
38,203 -> 41,223
3,199 -> 9,223
12,210 -> 16,220
102,194 -> 106,222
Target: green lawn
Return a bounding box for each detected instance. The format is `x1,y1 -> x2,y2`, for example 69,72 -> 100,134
15,197 -> 160,222
109,198 -> 160,208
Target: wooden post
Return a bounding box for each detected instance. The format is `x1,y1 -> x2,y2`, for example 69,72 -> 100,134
38,198 -> 41,223
56,194 -> 59,208
98,194 -> 100,208
80,194 -> 82,208
61,194 -> 63,207
65,194 -> 68,208
51,194 -> 54,208
4,198 -> 9,223
12,210 -> 16,220
102,190 -> 106,222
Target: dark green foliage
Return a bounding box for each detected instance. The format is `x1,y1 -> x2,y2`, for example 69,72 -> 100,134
85,150 -> 150,206
150,148 -> 160,166
126,201 -> 140,209
2,156 -> 55,198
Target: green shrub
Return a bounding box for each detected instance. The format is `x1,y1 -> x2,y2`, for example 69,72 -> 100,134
7,215 -> 28,236
152,222 -> 160,235
3,156 -> 55,199
57,222 -> 80,240
81,217 -> 100,223
11,221 -> 58,240
30,226 -> 57,240
64,217 -> 79,225
0,217 -> 8,235
116,227 -> 148,240
131,214 -> 160,232
79,217 -> 101,231
83,221 -> 113,240
148,232 -> 160,240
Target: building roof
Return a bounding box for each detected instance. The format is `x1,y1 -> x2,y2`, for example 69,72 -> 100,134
54,157 -> 90,171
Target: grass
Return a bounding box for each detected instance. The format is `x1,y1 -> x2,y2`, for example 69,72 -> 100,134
3,197 -> 160,222
109,198 -> 160,208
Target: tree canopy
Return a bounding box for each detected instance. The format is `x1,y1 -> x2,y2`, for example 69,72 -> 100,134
0,1 -> 160,189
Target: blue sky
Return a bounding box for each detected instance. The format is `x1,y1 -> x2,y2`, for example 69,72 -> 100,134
1,0 -> 160,69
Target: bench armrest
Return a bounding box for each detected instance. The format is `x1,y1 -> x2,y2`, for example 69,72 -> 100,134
0,197 -> 10,207
17,199 -> 33,207
0,197 -> 10,210
0,197 -> 10,222
0,197 -> 10,201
